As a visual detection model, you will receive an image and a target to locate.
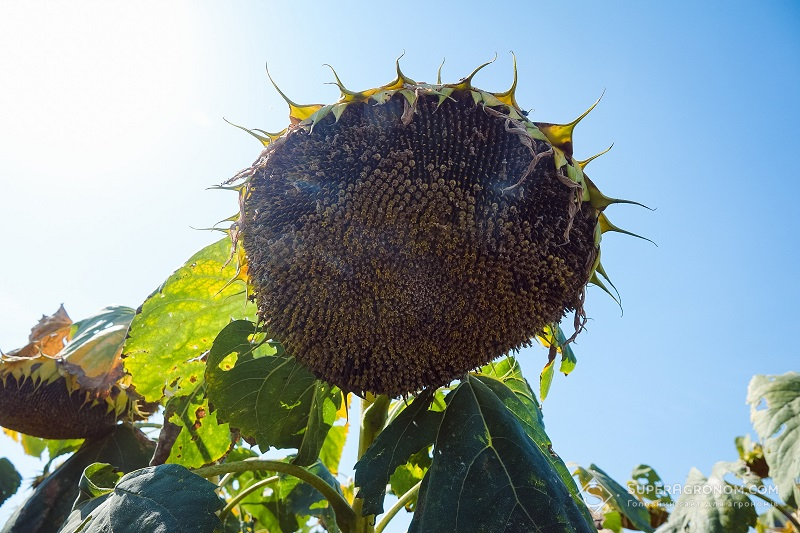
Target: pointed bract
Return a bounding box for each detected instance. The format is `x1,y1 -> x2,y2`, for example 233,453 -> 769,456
265,63 -> 323,124
451,54 -> 497,90
534,91 -> 604,157
491,51 -> 521,111
599,212 -> 657,246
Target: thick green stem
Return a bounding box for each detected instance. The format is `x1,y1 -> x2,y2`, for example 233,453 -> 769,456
374,480 -> 421,533
724,481 -> 800,530
194,458 -> 356,533
353,394 -> 390,533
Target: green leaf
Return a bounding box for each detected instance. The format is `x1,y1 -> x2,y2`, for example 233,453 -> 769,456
409,376 -> 595,532
217,447 -> 281,531
2,431 -> 48,459
0,458 -> 21,506
59,464 -> 223,533
473,374 -> 589,522
205,320 -> 341,463
76,463 -> 122,505
295,383 -> 342,467
747,372 -> 800,507
69,306 -> 136,336
319,424 -> 348,476
164,382 -> 233,468
63,306 -> 135,360
602,511 -> 622,533
574,464 -> 653,532
279,461 -> 344,533
123,238 -> 256,403
2,432 -> 85,472
388,448 -> 430,512
534,324 -> 577,402
354,390 -> 442,516
481,356 -> 540,414
627,464 -> 673,504
2,425 -> 155,533
58,307 -> 135,388
45,439 -> 85,468
536,324 -> 578,375
225,462 -> 284,533
654,468 -> 756,533
540,356 -> 556,402
552,324 -> 577,375
223,457 -> 342,533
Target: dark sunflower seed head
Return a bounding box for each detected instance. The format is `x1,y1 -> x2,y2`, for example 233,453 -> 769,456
243,89 -> 597,396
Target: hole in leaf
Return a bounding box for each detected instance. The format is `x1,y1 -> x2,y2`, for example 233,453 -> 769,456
218,352 -> 238,371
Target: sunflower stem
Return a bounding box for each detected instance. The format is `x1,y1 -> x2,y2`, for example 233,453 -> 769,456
353,393 -> 390,533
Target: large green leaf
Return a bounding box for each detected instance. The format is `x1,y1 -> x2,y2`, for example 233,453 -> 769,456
59,464 -> 223,533
123,238 -> 256,403
205,320 -> 341,463
474,373 -> 590,523
409,376 -> 595,532
354,390 -> 442,516
654,468 -> 756,533
1,425 -> 155,533
574,464 -> 653,533
165,382 -> 233,468
747,372 -> 800,507
0,458 -> 21,506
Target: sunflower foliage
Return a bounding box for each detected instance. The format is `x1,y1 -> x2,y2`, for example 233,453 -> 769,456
1,59 -> 797,533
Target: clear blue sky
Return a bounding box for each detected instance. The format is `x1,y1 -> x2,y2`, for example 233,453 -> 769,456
1,1 -> 798,530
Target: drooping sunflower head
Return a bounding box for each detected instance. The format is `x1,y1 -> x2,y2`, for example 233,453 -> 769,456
227,56 -> 644,397
0,306 -> 150,439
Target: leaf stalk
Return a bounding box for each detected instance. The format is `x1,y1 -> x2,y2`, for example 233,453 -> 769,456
193,458 -> 356,532
374,480 -> 422,533
218,475 -> 280,521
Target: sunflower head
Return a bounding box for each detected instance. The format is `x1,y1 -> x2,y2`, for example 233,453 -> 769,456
0,306 -> 149,439
228,56 -> 644,397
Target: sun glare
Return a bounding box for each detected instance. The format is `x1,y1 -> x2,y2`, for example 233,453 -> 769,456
0,2 -> 198,178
